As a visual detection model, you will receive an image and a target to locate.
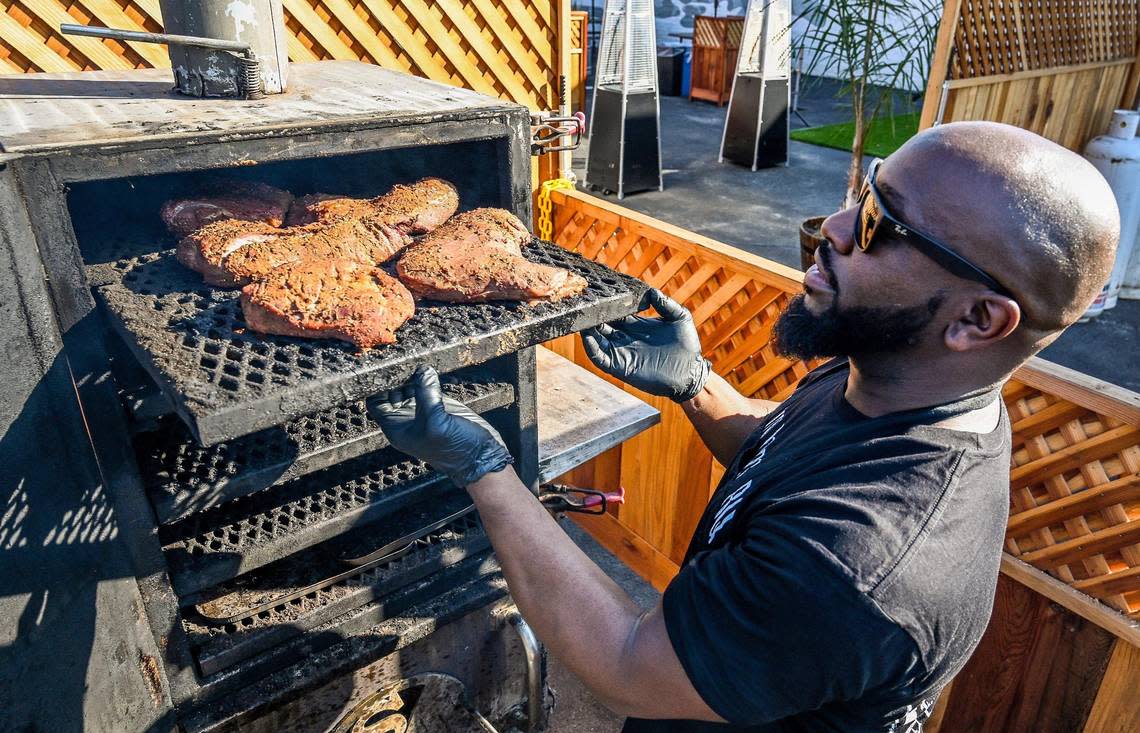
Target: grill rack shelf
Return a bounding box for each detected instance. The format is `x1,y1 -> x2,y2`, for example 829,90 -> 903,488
184,553 -> 506,721
90,239 -> 646,446
136,376 -> 513,524
185,495 -> 486,677
161,447 -> 459,596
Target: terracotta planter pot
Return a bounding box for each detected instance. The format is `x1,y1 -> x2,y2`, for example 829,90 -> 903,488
799,216 -> 827,273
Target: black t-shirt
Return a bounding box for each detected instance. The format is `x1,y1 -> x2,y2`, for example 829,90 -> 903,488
623,359 -> 1011,733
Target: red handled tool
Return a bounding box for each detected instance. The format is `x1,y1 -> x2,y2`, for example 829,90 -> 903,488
538,483 -> 625,515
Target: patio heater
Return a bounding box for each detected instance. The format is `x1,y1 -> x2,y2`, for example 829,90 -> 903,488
585,0 -> 663,198
720,0 -> 791,169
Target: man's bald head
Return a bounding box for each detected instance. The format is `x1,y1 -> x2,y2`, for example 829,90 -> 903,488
880,121 -> 1119,335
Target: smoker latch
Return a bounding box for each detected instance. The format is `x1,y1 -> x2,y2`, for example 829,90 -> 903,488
530,111 -> 585,155
538,482 -> 625,515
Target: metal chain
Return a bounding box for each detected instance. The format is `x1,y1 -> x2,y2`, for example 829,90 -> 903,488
535,178 -> 575,241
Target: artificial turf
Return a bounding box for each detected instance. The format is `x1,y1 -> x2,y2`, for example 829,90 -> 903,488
790,112 -> 921,158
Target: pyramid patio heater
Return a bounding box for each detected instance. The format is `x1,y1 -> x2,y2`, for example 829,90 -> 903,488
586,0 -> 663,198
720,0 -> 792,169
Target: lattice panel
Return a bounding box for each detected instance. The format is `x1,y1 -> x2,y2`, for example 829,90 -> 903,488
951,0 -> 1139,79
1003,378 -> 1140,618
693,15 -> 743,49
549,194 -> 814,400
1,0 -> 562,109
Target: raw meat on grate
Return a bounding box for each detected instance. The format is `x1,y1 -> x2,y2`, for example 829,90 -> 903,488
176,178 -> 459,287
160,181 -> 293,238
240,258 -> 415,349
397,208 -> 588,302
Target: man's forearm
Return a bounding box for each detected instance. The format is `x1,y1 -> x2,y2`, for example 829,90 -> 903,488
682,372 -> 778,466
466,469 -> 643,709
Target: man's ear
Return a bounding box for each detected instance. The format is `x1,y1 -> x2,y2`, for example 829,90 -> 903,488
944,295 -> 1021,352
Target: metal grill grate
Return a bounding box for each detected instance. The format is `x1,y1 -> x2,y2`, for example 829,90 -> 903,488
161,448 -> 455,596
89,239 -> 645,446
184,500 -> 486,676
135,375 -> 513,524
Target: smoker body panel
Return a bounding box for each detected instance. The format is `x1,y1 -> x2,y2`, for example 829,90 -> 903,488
0,62 -> 647,730
0,161 -> 174,732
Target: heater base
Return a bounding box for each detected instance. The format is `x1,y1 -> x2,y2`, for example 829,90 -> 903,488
587,87 -> 662,197
722,75 -> 789,169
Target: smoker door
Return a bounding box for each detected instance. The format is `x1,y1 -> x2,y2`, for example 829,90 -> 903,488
0,161 -> 173,732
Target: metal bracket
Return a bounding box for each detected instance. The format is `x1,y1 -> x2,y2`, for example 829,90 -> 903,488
530,111 -> 585,155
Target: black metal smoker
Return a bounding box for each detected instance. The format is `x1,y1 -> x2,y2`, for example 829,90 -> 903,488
0,9 -> 652,731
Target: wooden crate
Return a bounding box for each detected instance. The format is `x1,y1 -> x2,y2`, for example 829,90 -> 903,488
689,15 -> 743,106
0,0 -> 569,111
921,0 -> 1140,151
569,10 -> 587,114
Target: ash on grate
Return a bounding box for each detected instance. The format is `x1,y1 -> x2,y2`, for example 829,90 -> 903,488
90,239 -> 646,445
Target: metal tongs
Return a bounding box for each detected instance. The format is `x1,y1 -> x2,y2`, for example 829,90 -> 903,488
539,482 -> 625,515
530,111 -> 586,155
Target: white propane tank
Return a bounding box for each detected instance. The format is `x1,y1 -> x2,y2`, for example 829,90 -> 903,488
1082,109 -> 1140,317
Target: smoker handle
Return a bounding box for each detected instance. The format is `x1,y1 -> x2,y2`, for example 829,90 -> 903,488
59,23 -> 253,54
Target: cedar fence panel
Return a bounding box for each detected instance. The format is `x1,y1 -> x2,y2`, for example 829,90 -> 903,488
0,0 -> 566,110
920,0 -> 1140,151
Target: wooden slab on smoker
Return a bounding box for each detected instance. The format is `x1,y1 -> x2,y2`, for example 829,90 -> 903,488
88,239 -> 646,446
536,347 -> 661,482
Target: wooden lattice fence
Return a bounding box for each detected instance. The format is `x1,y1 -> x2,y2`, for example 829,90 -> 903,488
0,0 -> 567,110
921,0 -> 1140,151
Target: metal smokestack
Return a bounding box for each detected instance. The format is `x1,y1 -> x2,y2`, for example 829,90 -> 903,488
158,0 -> 289,97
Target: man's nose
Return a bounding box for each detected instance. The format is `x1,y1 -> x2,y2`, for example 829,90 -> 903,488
821,206 -> 859,256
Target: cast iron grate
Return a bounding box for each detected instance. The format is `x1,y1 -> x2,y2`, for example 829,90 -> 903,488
161,448 -> 450,596
89,239 -> 645,446
136,375 -> 513,524
183,500 -> 485,676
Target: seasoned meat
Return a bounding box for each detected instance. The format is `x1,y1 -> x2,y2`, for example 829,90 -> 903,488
283,193 -> 354,226
161,181 -> 293,238
177,178 -> 459,288
283,178 -> 459,230
175,219 -> 281,287
240,258 -> 415,349
396,208 -> 588,302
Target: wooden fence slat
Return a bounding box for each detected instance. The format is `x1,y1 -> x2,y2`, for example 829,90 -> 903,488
281,0 -> 360,60
319,0 -> 403,68
470,0 -> 551,98
61,0 -> 169,66
433,0 -> 534,104
19,0 -> 134,70
0,11 -> 75,72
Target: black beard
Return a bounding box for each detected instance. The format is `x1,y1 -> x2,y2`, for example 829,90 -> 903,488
772,292 -> 944,361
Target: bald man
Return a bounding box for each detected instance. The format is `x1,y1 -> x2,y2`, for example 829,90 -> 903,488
369,122 -> 1119,732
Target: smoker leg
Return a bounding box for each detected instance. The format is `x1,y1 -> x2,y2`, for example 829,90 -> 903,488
509,613 -> 543,733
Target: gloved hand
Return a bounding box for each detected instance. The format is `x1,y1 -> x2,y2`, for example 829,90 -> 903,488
581,288 -> 710,403
367,365 -> 514,487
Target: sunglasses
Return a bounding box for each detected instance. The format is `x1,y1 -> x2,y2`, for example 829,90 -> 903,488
855,159 -> 1012,297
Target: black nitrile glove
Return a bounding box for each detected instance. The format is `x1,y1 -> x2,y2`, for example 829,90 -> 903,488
367,365 -> 514,487
581,288 -> 710,403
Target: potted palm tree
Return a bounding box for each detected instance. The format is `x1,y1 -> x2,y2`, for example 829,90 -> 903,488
794,0 -> 940,269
